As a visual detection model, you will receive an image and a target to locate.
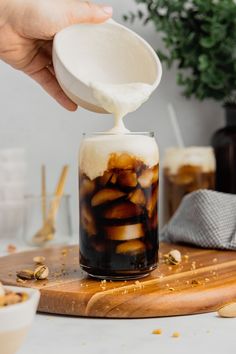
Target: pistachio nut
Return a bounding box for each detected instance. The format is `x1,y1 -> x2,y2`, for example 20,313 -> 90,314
168,250 -> 182,265
16,269 -> 34,280
33,256 -> 46,264
34,265 -> 49,280
218,302 -> 236,318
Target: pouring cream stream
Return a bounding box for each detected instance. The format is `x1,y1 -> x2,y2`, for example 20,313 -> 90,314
91,82 -> 153,133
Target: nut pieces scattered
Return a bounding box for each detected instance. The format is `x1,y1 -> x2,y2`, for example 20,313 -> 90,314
151,328 -> 180,338
16,257 -> 49,282
7,244 -> 17,254
218,302 -> 236,318
165,249 -> 182,265
172,332 -> 180,338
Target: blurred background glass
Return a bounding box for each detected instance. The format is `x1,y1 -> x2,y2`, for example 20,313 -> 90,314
0,148 -> 26,240
162,147 -> 216,224
23,194 -> 73,247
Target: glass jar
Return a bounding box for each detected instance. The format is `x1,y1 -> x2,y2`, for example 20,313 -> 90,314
163,147 -> 216,224
23,194 -> 73,247
79,132 -> 159,280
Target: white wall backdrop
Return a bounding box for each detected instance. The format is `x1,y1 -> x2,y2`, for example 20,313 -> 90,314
0,0 -> 223,232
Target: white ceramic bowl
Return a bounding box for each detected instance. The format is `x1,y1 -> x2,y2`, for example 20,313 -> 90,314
53,20 -> 162,113
0,286 -> 40,354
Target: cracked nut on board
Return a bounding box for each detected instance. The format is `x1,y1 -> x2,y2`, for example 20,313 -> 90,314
34,265 -> 49,280
167,250 -> 182,265
16,269 -> 35,280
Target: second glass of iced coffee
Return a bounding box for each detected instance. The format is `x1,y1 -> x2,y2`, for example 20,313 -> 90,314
79,132 -> 159,280
163,147 -> 216,224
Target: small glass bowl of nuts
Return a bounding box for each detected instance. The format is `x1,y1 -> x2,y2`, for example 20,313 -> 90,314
0,282 -> 40,354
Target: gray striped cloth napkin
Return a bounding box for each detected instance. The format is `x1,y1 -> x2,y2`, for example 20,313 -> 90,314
161,190 -> 236,250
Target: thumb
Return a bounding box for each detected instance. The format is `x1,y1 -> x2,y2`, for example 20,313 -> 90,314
69,1 -> 113,24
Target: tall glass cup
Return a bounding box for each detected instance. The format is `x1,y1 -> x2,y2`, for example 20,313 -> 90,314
163,147 -> 216,224
79,132 -> 159,279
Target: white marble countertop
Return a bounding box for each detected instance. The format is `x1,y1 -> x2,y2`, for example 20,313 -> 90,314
18,312 -> 235,354
1,240 -> 235,354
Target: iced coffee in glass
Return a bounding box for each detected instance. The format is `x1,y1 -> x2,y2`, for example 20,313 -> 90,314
79,132 -> 159,279
163,147 -> 216,224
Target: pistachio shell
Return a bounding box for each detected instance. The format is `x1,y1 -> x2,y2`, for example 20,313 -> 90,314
218,302 -> 236,318
16,269 -> 34,280
33,256 -> 46,264
168,250 -> 182,265
34,265 -> 49,280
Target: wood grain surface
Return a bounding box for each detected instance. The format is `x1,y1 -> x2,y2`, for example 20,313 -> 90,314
0,243 -> 236,318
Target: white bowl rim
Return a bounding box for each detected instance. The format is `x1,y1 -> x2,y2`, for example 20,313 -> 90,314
53,20 -> 162,89
0,286 -> 40,314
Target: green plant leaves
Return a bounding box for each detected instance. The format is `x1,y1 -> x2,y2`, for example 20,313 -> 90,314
200,37 -> 216,48
198,55 -> 209,71
124,0 -> 236,104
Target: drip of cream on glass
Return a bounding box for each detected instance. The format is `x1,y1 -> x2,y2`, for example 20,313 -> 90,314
91,82 -> 153,133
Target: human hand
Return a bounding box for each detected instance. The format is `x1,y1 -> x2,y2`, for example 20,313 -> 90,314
0,0 -> 112,110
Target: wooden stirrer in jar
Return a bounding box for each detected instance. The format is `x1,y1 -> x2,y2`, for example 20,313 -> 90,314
33,165 -> 69,245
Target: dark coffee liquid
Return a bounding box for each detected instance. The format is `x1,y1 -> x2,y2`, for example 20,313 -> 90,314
212,126 -> 236,193
164,165 -> 215,222
79,156 -> 159,279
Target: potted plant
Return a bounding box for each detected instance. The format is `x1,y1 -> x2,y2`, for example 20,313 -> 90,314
124,0 -> 236,193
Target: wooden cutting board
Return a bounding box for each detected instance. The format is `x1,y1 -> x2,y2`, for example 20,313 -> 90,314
1,243 -> 236,318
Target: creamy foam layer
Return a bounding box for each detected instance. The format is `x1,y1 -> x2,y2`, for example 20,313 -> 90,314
91,82 -> 153,133
80,134 -> 159,180
163,147 -> 216,174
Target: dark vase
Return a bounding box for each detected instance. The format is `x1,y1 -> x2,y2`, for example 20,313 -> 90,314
211,105 -> 236,194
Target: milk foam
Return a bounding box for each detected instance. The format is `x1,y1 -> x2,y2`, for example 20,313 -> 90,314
163,147 -> 216,174
80,134 -> 159,180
